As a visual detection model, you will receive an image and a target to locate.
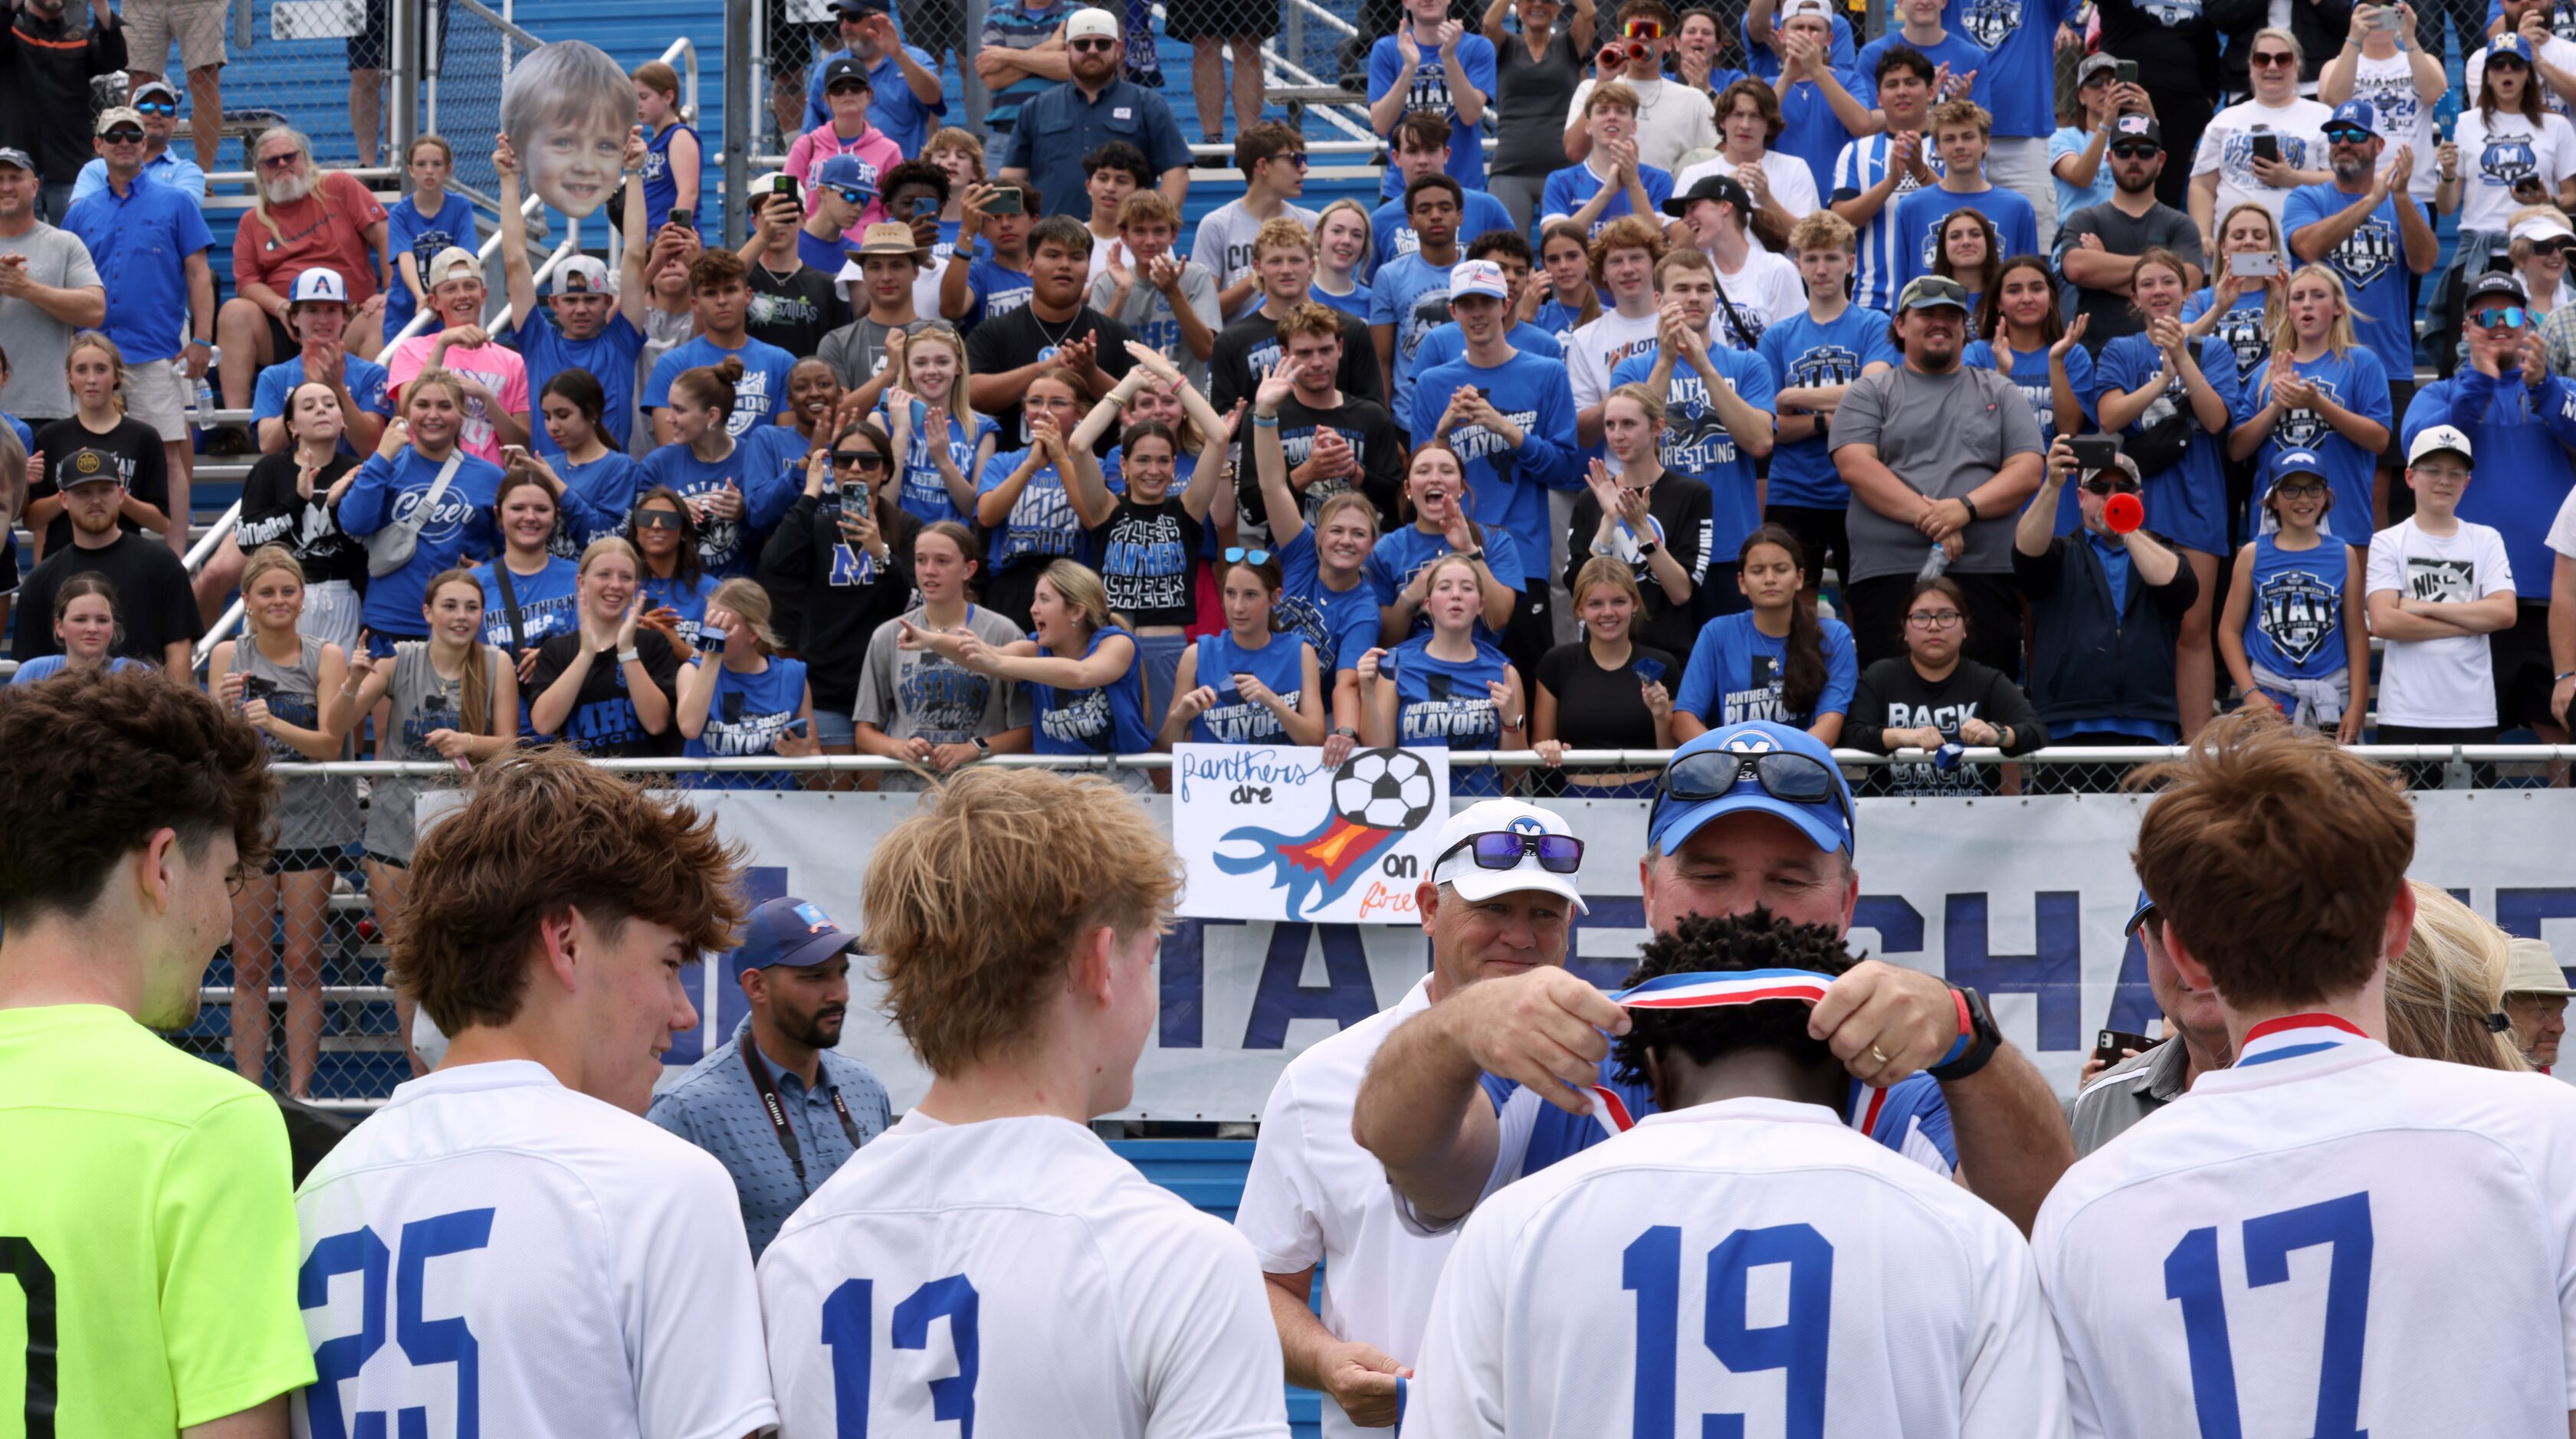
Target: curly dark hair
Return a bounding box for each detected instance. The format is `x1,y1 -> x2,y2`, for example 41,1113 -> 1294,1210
0,668 -> 277,926
1612,909 -> 1859,1087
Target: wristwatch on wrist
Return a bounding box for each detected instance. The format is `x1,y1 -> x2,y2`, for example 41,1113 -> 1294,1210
1459,546 -> 1485,563
1636,540 -> 1660,558
973,735 -> 993,759
615,647 -> 640,665
1928,986 -> 2003,1082
1333,725 -> 1358,739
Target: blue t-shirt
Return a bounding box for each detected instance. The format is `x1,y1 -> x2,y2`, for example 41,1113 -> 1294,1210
801,44 -> 947,158
1672,609 -> 1859,728
643,572 -> 718,648
517,311 -> 647,457
474,555 -> 581,652
2,412 -> 28,453
1539,162 -> 1676,236
976,447 -> 1088,575
1370,251 -> 1458,426
2181,285 -> 2275,389
635,425 -> 808,578
550,450 -> 644,556
934,218 -> 993,269
1311,280 -> 1373,321
1364,525 -> 1528,643
1532,296 -> 1590,350
1941,0 -> 2076,138
682,654 -> 810,788
1964,335 -> 2100,532
1610,344 -> 1778,562
1186,629 -> 1314,745
1757,306 -> 1901,510
1774,70 -> 1871,198
1409,349 -> 1583,552
1369,31 -> 1502,198
1275,525 -> 1382,675
2095,331 -> 2238,556
2048,126 -> 2116,221
2244,533 -> 2353,690
384,190 -> 477,340
336,447 -> 507,635
2230,346 -> 2391,550
883,398 -> 1000,525
252,354 -> 392,455
1367,191 -> 1519,280
8,654 -> 149,684
1409,322 -> 1565,380
59,173 -> 213,363
1387,633 -> 1511,797
1853,31 -> 1988,108
1032,624 -> 1154,755
2282,180 -> 2419,385
1891,185 -> 2041,292
642,336 -> 800,438
961,255 -> 1035,330
1740,10 -> 1856,80
640,123 -> 701,233
797,228 -> 855,278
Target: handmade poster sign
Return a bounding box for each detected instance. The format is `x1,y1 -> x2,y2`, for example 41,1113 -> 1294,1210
1170,744 -> 1452,923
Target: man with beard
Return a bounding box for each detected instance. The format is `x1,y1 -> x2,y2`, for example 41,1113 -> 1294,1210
648,895 -> 892,1259
998,7 -> 1192,222
2058,115 -> 2210,348
218,127 -> 391,417
0,145 -> 104,429
11,449 -> 202,666
0,0 -> 125,221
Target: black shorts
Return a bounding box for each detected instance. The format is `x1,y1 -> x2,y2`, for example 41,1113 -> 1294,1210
265,846 -> 343,875
349,0 -> 450,70
1161,0 -> 1281,43
365,851 -> 410,870
262,310 -> 298,365
1763,503 -> 1849,590
2493,602 -> 2567,731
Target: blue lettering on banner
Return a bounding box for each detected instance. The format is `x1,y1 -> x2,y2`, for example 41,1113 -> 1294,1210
1943,890 -> 2084,1051
2498,888 -> 2576,956
1242,923 -> 1381,1047
1157,917 -> 1237,1046
1175,747 -> 1327,801
1852,895 -> 1926,955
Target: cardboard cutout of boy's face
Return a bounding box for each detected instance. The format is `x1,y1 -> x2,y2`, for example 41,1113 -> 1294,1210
503,40 -> 638,218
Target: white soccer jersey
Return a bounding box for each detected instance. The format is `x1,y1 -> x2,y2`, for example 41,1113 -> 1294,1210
1235,975 -> 1458,1439
760,1110 -> 1290,1439
2035,1019 -> 2576,1439
1411,1097 -> 2066,1439
291,1060 -> 777,1439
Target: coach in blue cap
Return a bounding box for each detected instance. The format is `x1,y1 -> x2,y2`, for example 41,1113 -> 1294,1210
1354,720 -> 2077,1234
648,895 -> 892,1257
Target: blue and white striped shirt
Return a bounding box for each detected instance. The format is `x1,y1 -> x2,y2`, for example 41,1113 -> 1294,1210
1832,132 -> 1941,312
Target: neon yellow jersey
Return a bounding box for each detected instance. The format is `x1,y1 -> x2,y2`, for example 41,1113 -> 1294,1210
0,1005 -> 316,1436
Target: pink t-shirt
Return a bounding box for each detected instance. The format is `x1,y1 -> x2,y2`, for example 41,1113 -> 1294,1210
385,335 -> 530,467
783,125 -> 902,228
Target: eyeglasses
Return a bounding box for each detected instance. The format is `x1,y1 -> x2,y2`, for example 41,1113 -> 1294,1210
1069,36 -> 1118,51
1905,609 -> 1964,628
833,450 -> 891,470
1435,831 -> 1586,876
2108,142 -> 2159,159
2271,480 -> 2328,498
635,510 -> 687,529
1652,748 -> 1855,830
258,151 -> 301,170
100,129 -> 145,144
827,185 -> 869,206
2249,51 -> 2297,67
2080,475 -> 2141,495
1223,546 -> 1272,565
2411,461 -> 2470,480
2473,305 -> 2535,329
2323,126 -> 2375,144
133,100 -> 178,116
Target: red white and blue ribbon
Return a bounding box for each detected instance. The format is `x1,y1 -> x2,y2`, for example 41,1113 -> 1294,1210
1605,969 -> 1839,1011
2234,1013 -> 2370,1067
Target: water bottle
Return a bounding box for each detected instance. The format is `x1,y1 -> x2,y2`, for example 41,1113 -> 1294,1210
192,345 -> 220,428
1916,540 -> 1951,582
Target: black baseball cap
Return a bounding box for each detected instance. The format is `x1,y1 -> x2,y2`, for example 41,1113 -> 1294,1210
1662,172 -> 1753,219
58,447 -> 125,488
822,57 -> 872,91
2466,270 -> 2529,308
832,0 -> 891,13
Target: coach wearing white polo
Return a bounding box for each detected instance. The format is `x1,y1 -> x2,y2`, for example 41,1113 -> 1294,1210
1233,798 -> 1588,1434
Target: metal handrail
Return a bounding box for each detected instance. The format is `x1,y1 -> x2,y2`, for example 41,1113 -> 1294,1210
451,0 -> 543,51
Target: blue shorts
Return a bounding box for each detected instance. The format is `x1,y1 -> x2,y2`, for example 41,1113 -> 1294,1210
1136,632 -> 1188,734
812,706 -> 856,749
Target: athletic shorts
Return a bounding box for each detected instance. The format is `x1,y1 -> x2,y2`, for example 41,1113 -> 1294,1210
266,845 -> 343,874
123,358 -> 191,442
125,0 -> 227,72
1161,0 -> 1281,42
2493,602 -> 2566,731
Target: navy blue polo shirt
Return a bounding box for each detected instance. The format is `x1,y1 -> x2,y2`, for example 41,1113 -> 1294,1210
61,172 -> 213,364
999,78 -> 1193,221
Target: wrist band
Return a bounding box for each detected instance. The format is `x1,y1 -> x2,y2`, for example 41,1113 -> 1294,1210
1251,412 -> 1280,428
616,647 -> 640,664
1936,989 -> 1974,1069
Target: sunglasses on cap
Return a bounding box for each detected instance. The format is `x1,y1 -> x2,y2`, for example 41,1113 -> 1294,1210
1068,35 -> 1118,51
100,129 -> 145,144
1650,748 -> 1855,830
2473,304 -> 2535,329
133,100 -> 178,116
833,449 -> 890,470
1223,546 -> 1272,565
1436,831 -> 1586,876
634,510 -> 688,529
2108,141 -> 2159,159
2080,474 -> 2141,494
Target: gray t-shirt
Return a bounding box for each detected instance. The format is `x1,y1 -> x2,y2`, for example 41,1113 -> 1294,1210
1829,361 -> 2044,582
853,603 -> 1032,788
231,634 -> 359,851
632,306 -> 697,457
0,222 -> 103,421
1188,200 -> 1321,323
818,315 -> 931,393
2055,199 -> 2207,348
1085,261 -> 1222,393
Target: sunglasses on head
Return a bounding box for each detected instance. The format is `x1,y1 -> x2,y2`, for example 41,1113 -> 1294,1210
1651,748 -> 1855,831
1223,546 -> 1272,565
100,129 -> 145,144
2081,474 -> 2141,495
834,449 -> 890,470
1069,35 -> 1117,51
635,510 -> 687,529
2474,304 -> 2535,329
1436,830 -> 1586,876
133,100 -> 177,115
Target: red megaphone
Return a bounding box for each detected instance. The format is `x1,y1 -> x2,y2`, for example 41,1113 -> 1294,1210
2105,492 -> 2144,534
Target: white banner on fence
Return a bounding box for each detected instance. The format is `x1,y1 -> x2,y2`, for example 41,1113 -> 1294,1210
1171,745 -> 1452,924
452,787 -> 2576,1119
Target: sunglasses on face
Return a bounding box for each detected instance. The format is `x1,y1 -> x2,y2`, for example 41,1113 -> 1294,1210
2081,475 -> 2142,495
828,185 -> 869,206
2249,51 -> 2297,67
635,510 -> 687,529
100,129 -> 145,144
1651,749 -> 1855,830
1436,830 -> 1586,875
2324,125 -> 2374,144
133,100 -> 177,116
2109,142 -> 2158,159
2474,305 -> 2535,329
1905,609 -> 1964,627
2535,237 -> 2576,257
258,152 -> 300,169
1069,36 -> 1117,51
834,450 -> 891,470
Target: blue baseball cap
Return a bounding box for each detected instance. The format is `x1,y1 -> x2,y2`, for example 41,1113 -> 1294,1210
2262,447 -> 2329,488
2491,31 -> 2536,64
1647,721 -> 1856,859
2125,890 -> 2158,936
730,897 -> 858,980
815,152 -> 880,199
2325,99 -> 2377,133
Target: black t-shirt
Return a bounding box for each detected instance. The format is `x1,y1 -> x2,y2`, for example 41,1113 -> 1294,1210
1234,392 -> 1407,536
1561,472 -> 1715,658
31,415 -> 170,553
1090,497 -> 1205,629
1208,310 -> 1386,418
2096,0 -> 2221,94
12,531 -> 205,664
747,260 -> 850,362
1534,641 -> 1680,749
237,451 -> 369,588
963,304 -> 1138,451
1844,656 -> 2049,795
528,627 -> 684,757
2057,202 -> 2205,348
756,492 -> 922,713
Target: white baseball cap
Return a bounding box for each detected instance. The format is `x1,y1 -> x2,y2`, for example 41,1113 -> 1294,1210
1448,258 -> 1510,303
1429,799 -> 1589,913
2407,424 -> 2473,466
553,254 -> 613,294
1066,7 -> 1121,39
1780,0 -> 1834,20
289,268 -> 348,306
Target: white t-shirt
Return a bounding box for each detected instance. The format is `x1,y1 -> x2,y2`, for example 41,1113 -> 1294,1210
1232,976 -> 1455,1439
293,1060 -> 778,1439
1568,307 -> 1666,413
2467,36 -> 2576,119
1675,150 -> 1824,225
2347,50 -> 2443,201
1411,1096 -> 2066,1439
2036,1023 -> 2576,1439
2550,482 -> 2576,562
2192,97 -> 2335,232
1567,76 -> 1724,175
1709,245 -> 1808,351
760,1110 -> 1291,1439
2368,515 -> 2515,726
2452,107 -> 2576,234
